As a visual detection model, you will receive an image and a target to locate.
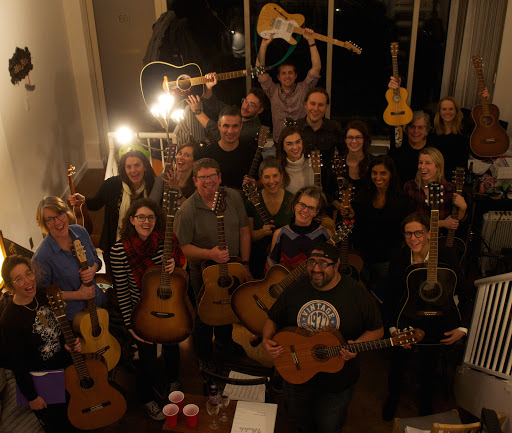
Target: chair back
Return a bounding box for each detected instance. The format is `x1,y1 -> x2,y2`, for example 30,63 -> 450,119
431,422 -> 481,433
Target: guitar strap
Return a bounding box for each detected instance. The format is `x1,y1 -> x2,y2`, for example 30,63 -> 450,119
253,28 -> 302,69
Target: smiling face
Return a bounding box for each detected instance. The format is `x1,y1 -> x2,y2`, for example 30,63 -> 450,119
218,115 -> 242,146
10,263 -> 37,304
345,128 -> 364,153
277,65 -> 298,89
124,156 -> 146,188
439,99 -> 456,125
404,221 -> 430,254
43,207 -> 70,240
307,252 -> 339,289
283,133 -> 303,162
371,164 -> 391,192
294,194 -> 319,226
130,206 -> 156,241
176,145 -> 194,173
305,92 -> 328,124
193,167 -> 222,202
241,93 -> 263,120
261,167 -> 282,194
406,118 -> 428,146
418,154 -> 438,183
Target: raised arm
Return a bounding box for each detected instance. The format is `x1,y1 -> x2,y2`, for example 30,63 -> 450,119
302,28 -> 321,76
256,36 -> 273,84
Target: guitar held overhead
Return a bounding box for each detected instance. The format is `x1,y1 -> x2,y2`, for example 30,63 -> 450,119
257,3 -> 362,54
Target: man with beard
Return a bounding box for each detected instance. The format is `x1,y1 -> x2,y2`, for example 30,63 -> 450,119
263,243 -> 383,433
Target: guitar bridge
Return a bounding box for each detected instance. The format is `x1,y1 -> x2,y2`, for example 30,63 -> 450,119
253,295 -> 270,313
213,299 -> 231,305
290,345 -> 301,371
150,312 -> 175,318
417,311 -> 443,317
82,401 -> 112,413
391,111 -> 406,115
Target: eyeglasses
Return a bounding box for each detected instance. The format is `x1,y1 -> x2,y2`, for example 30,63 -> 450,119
306,258 -> 336,269
241,98 -> 259,109
44,212 -> 67,225
196,173 -> 219,181
408,125 -> 427,131
13,270 -> 35,287
346,135 -> 363,141
404,230 -> 425,239
133,214 -> 156,222
296,202 -> 318,213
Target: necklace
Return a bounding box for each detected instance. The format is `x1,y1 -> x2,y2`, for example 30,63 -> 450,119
22,298 -> 49,327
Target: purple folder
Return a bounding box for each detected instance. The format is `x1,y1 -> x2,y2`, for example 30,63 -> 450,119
16,369 -> 65,406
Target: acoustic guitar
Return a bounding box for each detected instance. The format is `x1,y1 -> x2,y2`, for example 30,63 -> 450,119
397,183 -> 461,344
243,182 -> 273,227
470,56 -> 509,157
310,149 -> 322,188
247,125 -> 271,180
131,188 -> 192,343
383,42 -> 413,127
140,61 -> 265,109
47,286 -> 126,430
198,188 -> 246,326
231,222 -> 353,336
273,326 -> 424,384
67,165 -> 93,235
257,3 -> 362,54
71,240 -> 120,371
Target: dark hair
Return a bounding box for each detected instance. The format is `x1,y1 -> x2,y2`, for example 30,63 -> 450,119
177,142 -> 199,159
218,105 -> 242,122
119,198 -> 165,241
308,242 -> 340,263
291,185 -> 327,219
176,143 -> 199,197
277,62 -> 296,74
192,158 -> 221,178
258,155 -> 283,178
119,150 -> 155,193
401,212 -> 430,233
1,255 -> 33,291
248,87 -> 268,110
276,125 -> 303,188
344,120 -> 372,178
360,155 -> 402,205
304,87 -> 330,105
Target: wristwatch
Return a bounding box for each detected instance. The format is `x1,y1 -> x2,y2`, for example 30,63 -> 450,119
193,108 -> 202,115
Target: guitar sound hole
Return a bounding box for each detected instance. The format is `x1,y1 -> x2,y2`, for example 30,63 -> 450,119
80,377 -> 94,390
157,287 -> 172,300
481,116 -> 493,127
218,275 -> 233,288
176,75 -> 191,91
269,284 -> 279,299
419,282 -> 442,302
312,345 -> 329,361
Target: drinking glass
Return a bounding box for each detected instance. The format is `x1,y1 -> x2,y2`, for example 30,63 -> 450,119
219,394 -> 230,422
206,399 -> 220,430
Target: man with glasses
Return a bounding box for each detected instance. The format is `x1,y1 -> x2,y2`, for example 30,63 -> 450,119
175,158 -> 252,370
263,242 -> 383,433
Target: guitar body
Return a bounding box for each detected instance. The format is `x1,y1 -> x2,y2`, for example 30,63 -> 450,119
383,87 -> 413,126
72,308 -> 121,371
231,264 -> 290,335
470,104 -> 510,157
65,353 -> 126,430
198,261 -> 246,326
257,3 -> 305,45
131,266 -> 192,343
398,265 -> 461,344
73,202 -> 94,235
439,236 -> 467,264
273,327 -> 345,384
341,252 -> 364,282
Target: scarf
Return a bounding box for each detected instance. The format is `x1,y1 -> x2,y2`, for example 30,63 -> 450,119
117,181 -> 146,241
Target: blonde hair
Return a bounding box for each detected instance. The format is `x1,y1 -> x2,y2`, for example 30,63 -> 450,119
433,96 -> 463,135
414,147 -> 445,189
36,196 -> 76,234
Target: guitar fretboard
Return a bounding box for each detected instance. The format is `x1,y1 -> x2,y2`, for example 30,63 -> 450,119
160,213 -> 175,293
427,210 -> 439,283
473,61 -> 490,117
170,70 -> 248,88
217,214 -> 228,278
319,338 -> 394,359
446,168 -> 464,248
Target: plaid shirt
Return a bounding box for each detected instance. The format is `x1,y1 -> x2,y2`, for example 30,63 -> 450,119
403,179 -> 457,221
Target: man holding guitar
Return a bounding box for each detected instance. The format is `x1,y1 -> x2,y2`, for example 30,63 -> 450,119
175,158 -> 252,369
263,242 -> 383,433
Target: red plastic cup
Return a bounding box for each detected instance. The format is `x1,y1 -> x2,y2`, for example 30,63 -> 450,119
183,404 -> 199,427
168,391 -> 185,412
163,404 -> 179,427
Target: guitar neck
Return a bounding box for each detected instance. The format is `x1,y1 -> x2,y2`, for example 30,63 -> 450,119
428,210 -> 439,283
248,146 -> 265,180
392,53 -> 400,97
190,70 -> 247,87
474,64 -> 490,116
293,27 -> 352,50
270,261 -> 308,298
217,215 -> 228,276
326,338 -> 395,358
254,200 -> 273,226
446,174 -> 464,248
160,213 -> 175,291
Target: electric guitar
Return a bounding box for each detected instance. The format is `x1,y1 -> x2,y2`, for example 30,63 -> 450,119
47,286 -> 126,430
383,42 -> 413,127
71,240 -> 120,371
257,3 -> 362,54
247,125 -> 271,180
231,222 -> 353,336
140,61 -> 265,109
273,326 -> 424,384
198,188 -> 246,326
130,188 -> 192,343
470,56 -> 509,157
67,165 -> 93,235
397,183 -> 461,344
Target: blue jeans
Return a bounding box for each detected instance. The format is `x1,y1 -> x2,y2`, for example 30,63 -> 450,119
283,381 -> 355,433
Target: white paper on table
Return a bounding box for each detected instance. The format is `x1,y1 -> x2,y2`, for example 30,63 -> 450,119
470,158 -> 492,175
223,371 -> 267,403
404,427 -> 431,433
230,401 -> 277,433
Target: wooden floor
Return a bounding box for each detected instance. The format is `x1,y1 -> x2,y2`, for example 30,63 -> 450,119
76,168 -> 472,433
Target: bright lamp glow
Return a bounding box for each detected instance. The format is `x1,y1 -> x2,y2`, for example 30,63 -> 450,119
158,94 -> 175,113
116,126 -> 134,145
171,109 -> 185,123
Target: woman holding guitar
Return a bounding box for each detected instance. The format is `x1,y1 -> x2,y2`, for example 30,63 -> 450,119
245,156 -> 294,278
0,255 -> 81,432
110,198 -> 185,421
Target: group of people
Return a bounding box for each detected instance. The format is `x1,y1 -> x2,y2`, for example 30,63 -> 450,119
0,29 -> 477,433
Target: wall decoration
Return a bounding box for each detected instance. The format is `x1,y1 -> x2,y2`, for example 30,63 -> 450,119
8,46 -> 35,91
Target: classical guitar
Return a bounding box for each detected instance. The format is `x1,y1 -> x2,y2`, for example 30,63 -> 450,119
140,61 -> 265,109
231,222 -> 353,336
243,182 -> 273,227
470,56 -> 509,157
397,183 -> 461,344
310,149 -> 322,188
439,167 -> 466,262
257,3 -> 362,54
71,240 -> 120,371
273,326 -> 424,384
383,42 -> 413,127
47,286 -> 126,430
247,125 -> 271,180
198,188 -> 246,326
131,189 -> 192,343
67,165 -> 93,235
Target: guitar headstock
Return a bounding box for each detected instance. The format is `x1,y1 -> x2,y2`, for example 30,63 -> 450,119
242,182 -> 259,205
73,240 -> 87,265
453,167 -> 465,193
164,143 -> 177,173
212,188 -> 227,215
46,285 -> 66,316
284,117 -> 297,128
391,327 -> 425,346
426,182 -> 443,210
163,188 -> 179,215
390,42 -> 399,56
329,219 -> 355,245
332,157 -> 346,178
340,184 -> 354,206
67,165 -> 75,178
472,55 -> 483,71
344,40 -> 362,55
257,125 -> 270,149
310,150 -> 322,175
248,65 -> 266,77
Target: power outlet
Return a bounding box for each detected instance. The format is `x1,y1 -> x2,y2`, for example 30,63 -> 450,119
29,237 -> 34,249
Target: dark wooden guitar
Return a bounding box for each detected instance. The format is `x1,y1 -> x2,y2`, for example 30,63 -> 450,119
310,149 -> 322,188
273,326 -> 424,384
46,286 -> 126,430
71,240 -> 120,371
231,222 -> 353,336
247,125 -> 270,180
397,183 -> 461,344
198,188 -> 246,326
383,42 -> 413,127
243,182 -> 273,227
131,189 -> 192,343
470,56 -> 509,157
67,165 -> 93,235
